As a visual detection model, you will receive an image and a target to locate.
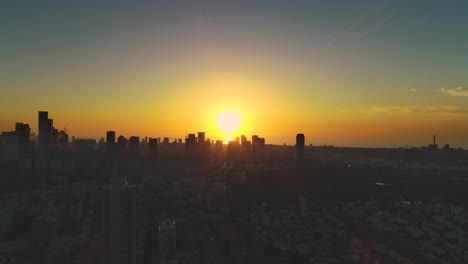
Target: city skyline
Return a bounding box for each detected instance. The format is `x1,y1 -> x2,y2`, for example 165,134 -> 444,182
2,1 -> 468,147
1,110 -> 464,149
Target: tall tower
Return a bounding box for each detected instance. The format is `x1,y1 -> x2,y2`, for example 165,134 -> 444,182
101,179 -> 137,264
158,219 -> 176,264
15,122 -> 31,156
106,131 -> 116,153
38,111 -> 51,153
197,132 -> 205,144
128,136 -> 140,155
296,133 -> 305,162
185,134 -> 197,161
148,138 -> 158,159
106,131 -> 116,144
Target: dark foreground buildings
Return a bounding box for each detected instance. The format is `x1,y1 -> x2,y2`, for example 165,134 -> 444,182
101,178 -> 137,264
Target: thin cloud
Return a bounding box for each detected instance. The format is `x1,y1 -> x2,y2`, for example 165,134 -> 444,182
440,87 -> 468,97
409,88 -> 417,92
367,105 -> 468,115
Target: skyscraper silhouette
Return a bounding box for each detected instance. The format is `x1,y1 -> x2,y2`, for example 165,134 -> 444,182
38,111 -> 51,153
15,122 -> 31,156
106,131 -> 116,153
58,130 -> 68,150
185,134 -> 197,161
101,178 -> 137,264
197,132 -> 205,144
252,135 -> 265,160
148,138 -> 158,159
106,131 -> 116,144
296,133 -> 305,162
128,136 -> 140,155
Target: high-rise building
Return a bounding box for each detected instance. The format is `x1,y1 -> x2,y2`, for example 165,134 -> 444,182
252,135 -> 265,160
215,140 -> 223,158
106,131 -> 116,144
296,133 -> 305,162
158,219 -> 176,264
197,132 -> 205,144
58,130 -> 68,150
106,131 -> 116,153
117,135 -> 127,152
240,135 -> 251,160
101,178 -> 137,264
38,111 -> 51,153
148,138 -> 158,159
197,132 -> 210,162
128,136 -> 140,155
185,134 -> 197,161
51,127 -> 59,151
15,122 -> 31,156
228,140 -> 241,161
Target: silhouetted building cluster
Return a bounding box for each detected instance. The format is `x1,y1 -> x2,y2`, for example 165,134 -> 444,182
184,132 -> 211,162
226,134 -> 265,163
0,122 -> 34,159
37,111 -> 68,154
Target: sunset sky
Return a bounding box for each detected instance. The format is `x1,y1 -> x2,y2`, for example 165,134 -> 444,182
1,1 -> 468,147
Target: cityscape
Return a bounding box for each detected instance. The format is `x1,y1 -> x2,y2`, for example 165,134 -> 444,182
1,110 -> 467,264
2,1 -> 468,264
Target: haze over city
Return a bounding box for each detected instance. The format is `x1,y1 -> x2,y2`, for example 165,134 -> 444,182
2,2 -> 468,264
2,1 -> 468,147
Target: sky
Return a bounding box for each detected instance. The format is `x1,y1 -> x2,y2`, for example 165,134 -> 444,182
1,0 -> 468,147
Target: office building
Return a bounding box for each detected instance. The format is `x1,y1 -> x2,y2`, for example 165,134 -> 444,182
128,136 -> 140,155
101,178 -> 137,264
296,133 -> 305,162
185,134 -> 197,161
117,135 -> 127,152
38,111 -> 51,153
106,131 -> 116,153
252,135 -> 265,160
15,122 -> 31,156
106,131 -> 116,144
58,130 -> 68,150
240,135 -> 251,160
148,138 -> 158,159
215,140 -> 223,158
197,132 -> 205,144
158,219 -> 176,264
51,127 -> 59,151
228,140 -> 241,161
197,132 -> 209,162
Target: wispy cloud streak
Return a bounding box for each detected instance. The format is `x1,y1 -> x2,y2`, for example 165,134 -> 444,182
440,87 -> 468,97
367,105 -> 468,115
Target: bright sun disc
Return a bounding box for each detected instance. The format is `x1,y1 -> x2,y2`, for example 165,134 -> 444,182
216,110 -> 242,132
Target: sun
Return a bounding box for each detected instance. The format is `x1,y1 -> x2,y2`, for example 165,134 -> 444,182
216,110 -> 242,133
